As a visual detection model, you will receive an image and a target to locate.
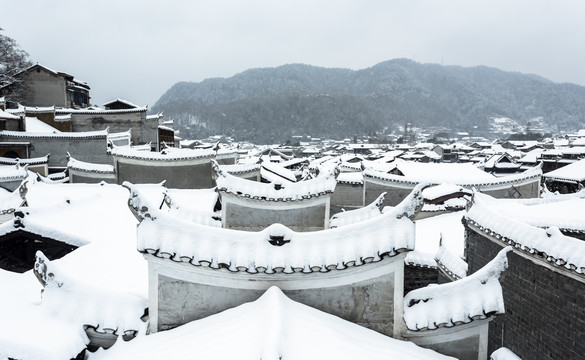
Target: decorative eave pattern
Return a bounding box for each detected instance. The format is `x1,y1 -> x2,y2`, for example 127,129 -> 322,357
465,193 -> 585,276
0,164 -> 29,181
404,247 -> 510,331
213,160 -> 337,202
124,182 -> 425,274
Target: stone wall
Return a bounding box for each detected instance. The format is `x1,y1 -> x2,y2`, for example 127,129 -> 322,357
465,227 -> 585,360
365,181 -> 413,207
223,200 -> 327,231
331,182 -> 364,210
480,180 -> 540,199
116,160 -> 215,189
69,171 -> 116,184
157,268 -> 397,335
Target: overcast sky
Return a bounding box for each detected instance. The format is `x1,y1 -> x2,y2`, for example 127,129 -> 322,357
3,0 -> 585,108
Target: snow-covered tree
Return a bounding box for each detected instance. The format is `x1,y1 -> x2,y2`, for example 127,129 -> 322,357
0,28 -> 33,103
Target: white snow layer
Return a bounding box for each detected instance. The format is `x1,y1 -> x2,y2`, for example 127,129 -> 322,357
0,180 -> 149,360
89,287 -> 454,360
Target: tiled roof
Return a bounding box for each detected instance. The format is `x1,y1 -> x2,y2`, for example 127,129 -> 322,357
404,247 -> 510,331
124,182 -> 426,274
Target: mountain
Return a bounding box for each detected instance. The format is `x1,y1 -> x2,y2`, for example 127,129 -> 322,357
151,59 -> 585,144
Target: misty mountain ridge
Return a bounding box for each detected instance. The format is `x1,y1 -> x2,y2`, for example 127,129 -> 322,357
152,59 -> 585,144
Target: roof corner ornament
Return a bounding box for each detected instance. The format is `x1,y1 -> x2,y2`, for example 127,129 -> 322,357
396,183 -> 428,220
122,181 -> 156,222
33,251 -> 63,289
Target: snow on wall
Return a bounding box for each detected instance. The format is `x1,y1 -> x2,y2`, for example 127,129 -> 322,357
213,160 -> 337,202
329,192 -> 385,228
403,247 -> 511,331
466,192 -> 585,274
125,182 -> 426,273
67,156 -> 115,174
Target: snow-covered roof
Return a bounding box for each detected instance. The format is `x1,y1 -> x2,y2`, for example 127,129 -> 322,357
23,116 -> 61,133
543,158 -> 585,182
329,192 -> 385,228
0,129 -> 108,139
103,98 -> 140,108
365,162 -> 542,189
0,108 -> 20,120
336,171 -> 363,185
213,160 -> 337,202
33,251 -> 147,338
161,190 -> 221,227
89,287 -> 451,360
0,154 -> 49,166
0,163 -> 29,181
421,183 -> 472,202
404,247 -> 510,331
67,156 -> 115,174
0,180 -> 150,360
125,182 -> 425,274
466,191 -> 585,235
434,238 -> 468,280
55,107 -> 147,115
465,192 -> 585,275
405,210 -> 465,268
110,146 -> 215,161
218,162 -> 261,175
261,158 -> 297,182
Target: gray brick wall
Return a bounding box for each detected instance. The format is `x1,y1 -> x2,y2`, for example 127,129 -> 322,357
465,225 -> 585,360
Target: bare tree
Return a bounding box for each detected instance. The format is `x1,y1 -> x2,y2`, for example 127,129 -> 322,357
0,28 -> 33,103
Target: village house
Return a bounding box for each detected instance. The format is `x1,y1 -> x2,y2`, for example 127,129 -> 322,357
0,64 -> 90,109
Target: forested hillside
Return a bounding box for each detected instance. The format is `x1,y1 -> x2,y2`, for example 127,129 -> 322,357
152,59 -> 585,144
